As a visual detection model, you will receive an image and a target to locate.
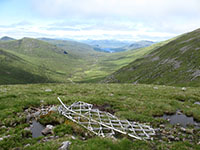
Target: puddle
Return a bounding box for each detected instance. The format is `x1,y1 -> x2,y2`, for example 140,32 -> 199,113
194,102 -> 200,105
31,120 -> 45,138
160,111 -> 200,128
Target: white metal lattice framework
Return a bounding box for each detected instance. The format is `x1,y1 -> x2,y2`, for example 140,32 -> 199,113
57,97 -> 156,140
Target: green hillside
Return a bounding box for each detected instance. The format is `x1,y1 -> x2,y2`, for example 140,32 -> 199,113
104,29 -> 200,86
0,48 -> 55,84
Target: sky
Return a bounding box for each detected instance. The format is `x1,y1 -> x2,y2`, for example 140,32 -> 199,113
0,0 -> 200,41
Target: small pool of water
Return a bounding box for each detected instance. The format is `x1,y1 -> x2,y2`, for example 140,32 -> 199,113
161,111 -> 200,128
31,120 -> 45,138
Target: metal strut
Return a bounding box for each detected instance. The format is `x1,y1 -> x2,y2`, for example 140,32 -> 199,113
57,97 -> 155,140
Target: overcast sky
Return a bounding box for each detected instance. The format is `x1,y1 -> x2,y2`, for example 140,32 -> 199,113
0,0 -> 200,41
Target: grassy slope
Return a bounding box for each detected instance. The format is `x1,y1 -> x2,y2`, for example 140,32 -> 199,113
0,83 -> 199,149
0,38 -> 102,84
0,49 -> 55,84
104,29 -> 200,86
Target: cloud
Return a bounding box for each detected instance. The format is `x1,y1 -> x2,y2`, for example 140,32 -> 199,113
1,0 -> 200,41
31,0 -> 200,19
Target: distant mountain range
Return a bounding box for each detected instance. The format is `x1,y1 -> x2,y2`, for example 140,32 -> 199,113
81,39 -> 155,53
0,36 -> 15,41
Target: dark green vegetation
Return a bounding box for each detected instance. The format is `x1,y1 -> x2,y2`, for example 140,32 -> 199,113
105,29 -> 200,86
0,83 -> 200,149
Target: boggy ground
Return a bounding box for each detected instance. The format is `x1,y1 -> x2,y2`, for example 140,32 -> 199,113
0,83 -> 200,150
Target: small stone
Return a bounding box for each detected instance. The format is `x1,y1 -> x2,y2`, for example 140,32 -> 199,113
177,111 -> 182,115
40,100 -> 44,103
153,87 -> 158,90
167,118 -> 171,122
42,124 -> 54,135
59,141 -> 72,150
24,144 -> 30,147
33,111 -> 40,117
49,136 -> 54,139
1,126 -> 6,129
24,127 -> 31,132
168,135 -> 175,141
180,127 -> 186,132
159,124 -> 165,128
197,141 -> 200,145
49,106 -> 57,112
185,129 -> 193,134
3,135 -> 10,138
109,93 -> 114,96
71,136 -> 76,140
175,137 -> 180,141
181,87 -> 186,91
42,128 -> 52,135
46,125 -> 54,130
45,89 -> 52,92
0,138 -> 3,141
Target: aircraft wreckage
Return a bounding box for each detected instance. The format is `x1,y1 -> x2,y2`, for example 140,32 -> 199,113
57,97 -> 156,140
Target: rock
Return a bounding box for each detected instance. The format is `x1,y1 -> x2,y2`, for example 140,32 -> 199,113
167,118 -> 170,122
40,100 -> 44,103
26,114 -> 33,122
24,144 -> 30,147
24,127 -> 31,132
175,137 -> 180,141
3,135 -> 10,138
159,124 -> 165,128
153,87 -> 158,90
177,111 -> 182,115
109,93 -> 114,96
181,87 -> 186,91
198,141 -> 200,145
0,138 -> 3,141
42,128 -> 51,135
45,89 -> 52,92
42,125 -> 54,135
71,135 -> 76,140
49,106 -> 57,112
33,111 -> 40,117
59,141 -> 72,150
168,135 -> 175,141
49,136 -> 54,139
185,129 -> 193,134
180,127 -> 186,132
46,125 -> 54,130
1,126 -> 6,129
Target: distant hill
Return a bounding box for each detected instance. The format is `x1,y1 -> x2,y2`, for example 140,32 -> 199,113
104,28 -> 200,86
80,39 -> 131,48
81,39 -> 154,53
0,36 -> 15,41
128,40 -> 155,50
